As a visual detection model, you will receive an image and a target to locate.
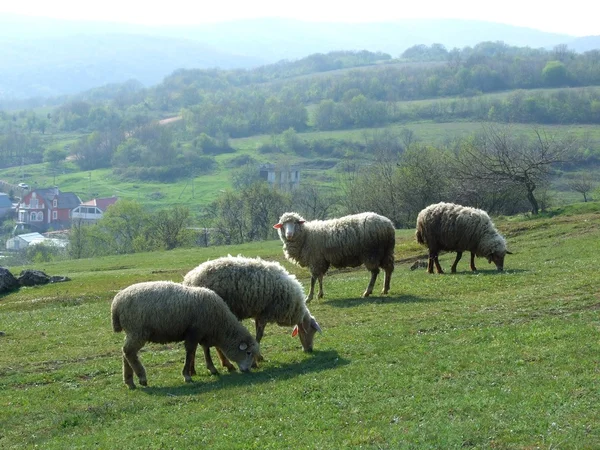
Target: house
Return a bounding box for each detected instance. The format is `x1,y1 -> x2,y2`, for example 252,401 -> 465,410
259,164 -> 300,191
0,193 -> 12,218
71,197 -> 118,224
5,232 -> 67,251
15,187 -> 81,232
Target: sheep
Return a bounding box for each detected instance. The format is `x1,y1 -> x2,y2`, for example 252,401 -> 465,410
415,202 -> 512,274
273,212 -> 395,301
183,255 -> 322,370
111,280 -> 259,389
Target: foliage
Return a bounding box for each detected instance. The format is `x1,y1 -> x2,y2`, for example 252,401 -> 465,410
210,182 -> 291,245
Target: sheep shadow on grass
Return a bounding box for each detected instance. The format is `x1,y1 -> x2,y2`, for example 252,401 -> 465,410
139,349 -> 349,397
323,294 -> 441,308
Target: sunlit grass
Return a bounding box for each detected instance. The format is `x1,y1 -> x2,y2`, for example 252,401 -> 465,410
1,203 -> 599,448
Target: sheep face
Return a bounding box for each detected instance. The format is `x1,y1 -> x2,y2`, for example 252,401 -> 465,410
487,251 -> 506,271
273,217 -> 305,242
221,340 -> 260,372
292,315 -> 322,352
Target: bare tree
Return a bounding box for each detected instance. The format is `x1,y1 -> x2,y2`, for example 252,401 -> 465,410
568,173 -> 596,202
293,183 -> 340,220
454,124 -> 576,214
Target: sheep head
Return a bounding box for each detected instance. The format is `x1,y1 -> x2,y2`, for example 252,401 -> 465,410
291,314 -> 322,352
487,250 -> 512,272
273,212 -> 305,242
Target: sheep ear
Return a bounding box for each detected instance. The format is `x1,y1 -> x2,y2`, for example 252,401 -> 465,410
311,318 -> 322,333
298,220 -> 305,225
273,223 -> 283,229
291,325 -> 299,337
506,250 -> 513,254
239,342 -> 248,351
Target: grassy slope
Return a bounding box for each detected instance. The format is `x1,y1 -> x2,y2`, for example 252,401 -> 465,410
3,120 -> 598,210
1,202 -> 599,448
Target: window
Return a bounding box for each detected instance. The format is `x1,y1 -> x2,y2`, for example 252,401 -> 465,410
53,199 -> 57,208
31,212 -> 43,222
52,211 -> 57,220
31,198 -> 39,208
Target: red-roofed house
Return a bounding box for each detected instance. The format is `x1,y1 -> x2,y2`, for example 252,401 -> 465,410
16,187 -> 82,232
71,197 -> 118,224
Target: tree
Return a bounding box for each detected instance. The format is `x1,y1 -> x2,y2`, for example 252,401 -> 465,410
96,200 -> 149,253
395,144 -> 452,224
454,124 -> 576,214
542,61 -> 569,87
149,206 -> 192,250
568,173 -> 596,202
292,184 -> 340,220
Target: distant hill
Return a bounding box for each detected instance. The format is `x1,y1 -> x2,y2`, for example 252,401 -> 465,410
568,35 -> 600,52
0,14 -> 596,100
0,32 -> 263,99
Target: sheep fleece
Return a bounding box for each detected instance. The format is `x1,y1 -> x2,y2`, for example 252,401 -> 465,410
278,211 -> 395,270
182,255 -> 308,326
415,202 -> 508,257
111,280 -> 251,343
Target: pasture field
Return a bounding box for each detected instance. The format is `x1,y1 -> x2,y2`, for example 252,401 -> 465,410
1,202 -> 599,448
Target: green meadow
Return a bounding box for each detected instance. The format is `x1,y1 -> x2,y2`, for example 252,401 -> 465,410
1,202 -> 599,448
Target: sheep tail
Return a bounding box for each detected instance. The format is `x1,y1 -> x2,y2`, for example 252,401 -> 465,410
112,310 -> 123,333
415,229 -> 425,245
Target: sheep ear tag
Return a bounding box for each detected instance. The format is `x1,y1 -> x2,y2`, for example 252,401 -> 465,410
239,342 -> 248,351
291,325 -> 299,337
273,223 -> 283,229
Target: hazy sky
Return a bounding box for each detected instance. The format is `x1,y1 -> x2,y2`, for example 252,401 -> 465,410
1,0 -> 597,37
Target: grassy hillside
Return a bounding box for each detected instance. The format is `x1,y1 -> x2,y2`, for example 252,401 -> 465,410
1,202 -> 599,448
2,119 -> 597,211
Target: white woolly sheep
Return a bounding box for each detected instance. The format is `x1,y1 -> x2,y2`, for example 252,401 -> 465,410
183,255 -> 322,371
111,280 -> 259,389
415,202 -> 512,274
273,212 -> 395,301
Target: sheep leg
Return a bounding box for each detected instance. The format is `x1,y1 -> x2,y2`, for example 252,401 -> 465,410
122,335 -> 147,388
470,252 -> 477,272
433,255 -> 444,274
189,351 -> 196,376
215,347 -> 236,372
253,319 -> 267,364
122,355 -> 135,390
306,275 -> 317,302
451,252 -> 462,273
317,275 -> 325,299
381,262 -> 393,295
363,268 -> 379,297
427,250 -> 444,274
182,339 -> 198,382
202,345 -> 220,375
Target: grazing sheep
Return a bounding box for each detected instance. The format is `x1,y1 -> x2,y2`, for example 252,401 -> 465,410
273,212 -> 395,301
183,255 -> 322,370
415,202 -> 512,274
111,280 -> 259,389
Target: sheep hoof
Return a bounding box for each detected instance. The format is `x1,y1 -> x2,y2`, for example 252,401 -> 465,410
139,380 -> 147,387
125,382 -> 136,390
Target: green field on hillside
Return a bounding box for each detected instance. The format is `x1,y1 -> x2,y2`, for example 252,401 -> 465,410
1,202 -> 599,448
2,119 -> 598,211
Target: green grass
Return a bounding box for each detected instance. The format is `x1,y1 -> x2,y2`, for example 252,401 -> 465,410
1,202 -> 600,448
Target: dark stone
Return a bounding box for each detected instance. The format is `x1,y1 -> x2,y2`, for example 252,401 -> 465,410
0,267 -> 19,294
18,269 -> 50,286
